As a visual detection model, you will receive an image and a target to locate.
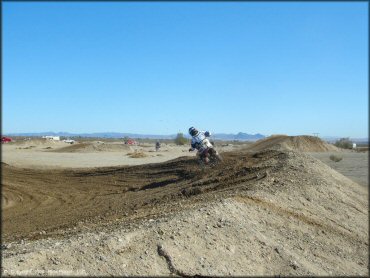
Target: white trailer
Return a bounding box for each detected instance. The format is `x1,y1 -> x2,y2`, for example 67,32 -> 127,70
42,136 -> 60,141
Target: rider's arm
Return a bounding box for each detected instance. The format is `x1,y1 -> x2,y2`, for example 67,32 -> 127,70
189,139 -> 197,151
205,131 -> 211,137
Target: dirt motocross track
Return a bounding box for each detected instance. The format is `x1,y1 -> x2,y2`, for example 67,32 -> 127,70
2,147 -> 368,275
3,150 -> 272,242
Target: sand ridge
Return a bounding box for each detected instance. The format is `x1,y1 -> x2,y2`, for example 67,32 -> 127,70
247,135 -> 340,152
50,142 -> 134,153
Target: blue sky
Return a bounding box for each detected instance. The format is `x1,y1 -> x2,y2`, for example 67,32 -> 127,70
3,2 -> 368,137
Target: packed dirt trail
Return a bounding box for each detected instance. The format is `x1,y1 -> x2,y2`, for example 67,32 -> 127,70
2,149 -> 368,276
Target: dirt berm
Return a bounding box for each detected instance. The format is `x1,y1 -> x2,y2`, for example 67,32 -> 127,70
49,142 -> 133,153
12,139 -> 66,148
248,135 -> 340,152
2,149 -> 367,276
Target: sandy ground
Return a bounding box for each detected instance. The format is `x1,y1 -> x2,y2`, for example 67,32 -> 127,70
309,152 -> 368,187
1,144 -> 192,169
1,139 -> 368,276
1,141 -> 241,169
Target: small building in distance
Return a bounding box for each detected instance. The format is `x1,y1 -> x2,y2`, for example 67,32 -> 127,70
42,136 -> 60,141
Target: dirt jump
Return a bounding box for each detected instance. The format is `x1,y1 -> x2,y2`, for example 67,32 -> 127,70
2,148 -> 368,276
247,135 -> 340,152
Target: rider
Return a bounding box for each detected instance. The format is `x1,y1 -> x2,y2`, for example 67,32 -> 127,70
188,126 -> 214,164
155,141 -> 161,151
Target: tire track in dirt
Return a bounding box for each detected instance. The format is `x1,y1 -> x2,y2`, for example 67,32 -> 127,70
2,150 -> 287,242
233,195 -> 362,242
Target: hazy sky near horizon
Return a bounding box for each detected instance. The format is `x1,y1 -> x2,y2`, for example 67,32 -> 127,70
3,2 -> 368,137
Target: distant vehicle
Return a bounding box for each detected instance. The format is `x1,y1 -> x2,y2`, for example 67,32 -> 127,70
63,139 -> 75,144
2,137 -> 12,143
124,139 -> 137,145
155,141 -> 161,151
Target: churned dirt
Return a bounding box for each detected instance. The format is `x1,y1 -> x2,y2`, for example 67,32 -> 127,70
248,135 -> 340,152
2,150 -> 268,242
2,145 -> 368,276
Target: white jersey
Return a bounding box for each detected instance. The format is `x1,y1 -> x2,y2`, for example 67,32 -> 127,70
191,131 -> 213,152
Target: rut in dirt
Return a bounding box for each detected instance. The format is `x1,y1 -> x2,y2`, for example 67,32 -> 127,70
2,150 -> 287,242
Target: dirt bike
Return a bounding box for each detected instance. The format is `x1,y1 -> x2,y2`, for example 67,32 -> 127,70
197,147 -> 223,167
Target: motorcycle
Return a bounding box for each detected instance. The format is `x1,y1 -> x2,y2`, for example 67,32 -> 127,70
194,145 -> 223,167
155,142 -> 161,152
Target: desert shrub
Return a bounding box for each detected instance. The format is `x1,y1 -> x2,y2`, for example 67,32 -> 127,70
174,133 -> 188,145
329,155 -> 343,162
334,138 -> 353,149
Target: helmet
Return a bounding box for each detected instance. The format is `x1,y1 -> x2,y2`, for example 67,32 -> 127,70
189,127 -> 199,136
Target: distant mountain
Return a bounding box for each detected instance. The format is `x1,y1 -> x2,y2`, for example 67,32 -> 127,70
212,132 -> 265,141
4,131 -> 266,141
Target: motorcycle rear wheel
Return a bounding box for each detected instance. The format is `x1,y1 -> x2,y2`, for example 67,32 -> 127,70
208,149 -> 222,166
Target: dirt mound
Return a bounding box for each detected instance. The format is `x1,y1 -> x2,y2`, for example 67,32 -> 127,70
2,149 -> 364,240
2,149 -> 367,275
12,139 -> 64,147
51,142 -> 133,153
248,135 -> 340,152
